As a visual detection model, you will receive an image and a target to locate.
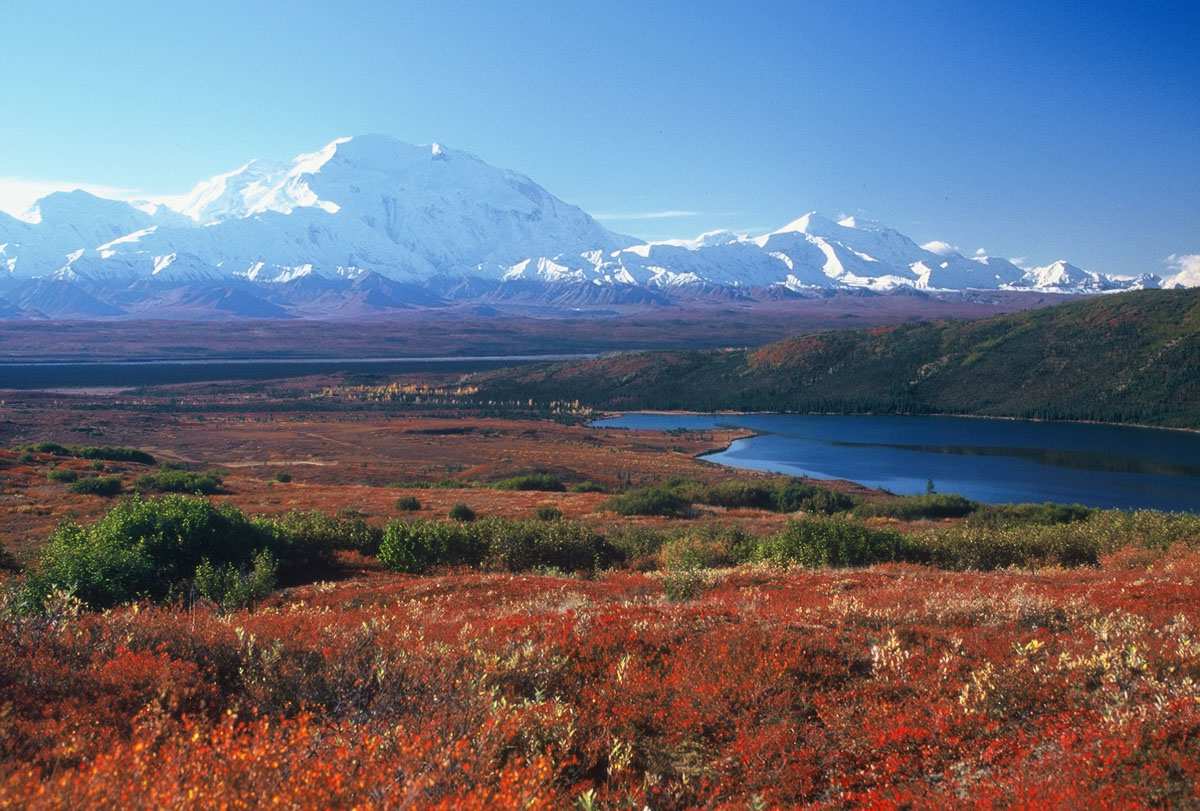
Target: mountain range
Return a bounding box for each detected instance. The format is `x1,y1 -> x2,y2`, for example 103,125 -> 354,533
0,134 -> 1188,319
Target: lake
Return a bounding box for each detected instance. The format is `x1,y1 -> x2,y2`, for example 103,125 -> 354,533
593,413 -> 1200,512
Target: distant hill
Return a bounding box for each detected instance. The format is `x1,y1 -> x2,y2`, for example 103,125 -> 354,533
473,289 -> 1200,429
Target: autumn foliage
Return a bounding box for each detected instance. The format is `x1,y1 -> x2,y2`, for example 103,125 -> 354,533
3,552 -> 1200,807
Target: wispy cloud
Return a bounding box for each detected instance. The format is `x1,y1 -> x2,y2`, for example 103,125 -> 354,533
593,209 -> 707,221
0,177 -> 145,220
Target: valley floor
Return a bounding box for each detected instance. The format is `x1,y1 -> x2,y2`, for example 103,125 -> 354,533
1,378 -> 1197,807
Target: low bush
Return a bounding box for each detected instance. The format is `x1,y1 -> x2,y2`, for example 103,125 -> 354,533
46,468 -> 79,483
606,525 -> 669,563
69,476 -> 124,497
378,517 -> 619,575
135,469 -> 223,495
569,480 -> 606,493
379,519 -> 485,574
194,549 -> 278,612
449,503 -> 477,522
755,517 -> 908,568
603,486 -> 692,517
965,502 -> 1093,529
27,495 -> 270,609
534,505 -> 563,521
395,496 -> 422,512
21,443 -> 155,465
492,472 -> 565,492
274,471 -> 293,483
76,446 -> 156,465
662,568 -> 706,602
254,510 -> 377,565
855,493 -> 977,520
479,518 -> 617,573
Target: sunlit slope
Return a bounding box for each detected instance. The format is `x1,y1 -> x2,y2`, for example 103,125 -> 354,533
474,289 -> 1200,428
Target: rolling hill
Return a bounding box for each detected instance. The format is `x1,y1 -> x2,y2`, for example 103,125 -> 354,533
472,289 -> 1200,428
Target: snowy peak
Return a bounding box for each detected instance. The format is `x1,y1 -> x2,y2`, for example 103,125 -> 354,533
0,136 -> 1186,303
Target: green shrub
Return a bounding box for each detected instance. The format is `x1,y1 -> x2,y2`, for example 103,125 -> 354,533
17,452 -> 34,464
965,502 -> 1092,529
661,535 -> 735,570
194,549 -> 278,612
74,446 -> 156,465
254,510 -> 375,566
855,493 -> 977,521
69,476 -> 124,497
606,525 -> 669,562
790,487 -> 859,515
662,568 -> 706,602
702,480 -> 777,510
379,519 -> 484,574
569,481 -> 606,493
135,469 -> 223,495
395,495 -> 422,512
449,503 -> 477,522
25,441 -> 70,455
535,505 -> 563,521
478,518 -> 616,573
27,495 -> 270,609
492,472 -> 566,492
911,524 -> 1099,570
603,486 -> 692,517
755,517 -> 908,568
274,471 -> 293,483
46,468 -> 79,483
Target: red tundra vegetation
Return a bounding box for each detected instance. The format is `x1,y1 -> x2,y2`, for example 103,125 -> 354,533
3,553 -> 1199,807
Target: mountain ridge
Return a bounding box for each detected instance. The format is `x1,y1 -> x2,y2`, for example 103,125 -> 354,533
0,134 -> 1190,319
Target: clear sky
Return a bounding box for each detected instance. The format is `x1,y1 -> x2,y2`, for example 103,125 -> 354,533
1,1 -> 1196,275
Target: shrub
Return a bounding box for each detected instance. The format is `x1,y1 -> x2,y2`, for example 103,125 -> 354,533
911,524 -> 1099,570
27,495 -> 270,609
535,505 -> 563,521
46,468 -> 79,483
379,519 -> 484,574
569,481 -> 606,493
755,517 -> 908,568
661,534 -> 735,570
449,503 -> 477,522
194,549 -> 278,612
254,510 -> 376,566
478,518 -> 617,573
492,472 -> 565,492
17,452 -> 34,464
603,486 -> 692,518
25,441 -> 70,455
662,568 -> 706,602
855,493 -> 977,520
274,471 -> 293,483
965,502 -> 1092,529
69,476 -> 124,497
702,480 -> 777,510
135,469 -> 223,495
395,496 -> 422,512
74,446 -> 156,465
606,525 -> 669,563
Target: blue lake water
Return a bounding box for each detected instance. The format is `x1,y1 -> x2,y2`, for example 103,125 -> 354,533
593,413 -> 1200,512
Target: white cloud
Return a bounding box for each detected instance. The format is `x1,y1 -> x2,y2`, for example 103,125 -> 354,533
0,177 -> 144,222
921,240 -> 960,256
593,209 -> 704,221
1164,253 -> 1200,288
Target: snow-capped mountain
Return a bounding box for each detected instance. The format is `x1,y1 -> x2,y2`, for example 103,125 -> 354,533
0,134 -> 1185,318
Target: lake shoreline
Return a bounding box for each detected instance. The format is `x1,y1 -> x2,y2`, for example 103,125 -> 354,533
596,408 -> 1200,436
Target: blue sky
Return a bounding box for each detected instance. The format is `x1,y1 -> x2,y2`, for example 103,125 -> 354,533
1,1 -> 1196,275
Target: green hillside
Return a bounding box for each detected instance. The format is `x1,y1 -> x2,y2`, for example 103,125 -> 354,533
473,289 -> 1200,428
